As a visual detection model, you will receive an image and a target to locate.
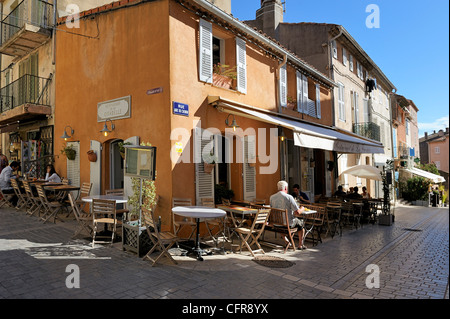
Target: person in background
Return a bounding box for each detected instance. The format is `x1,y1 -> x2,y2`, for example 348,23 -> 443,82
291,183 -> 311,204
362,186 -> 371,199
334,185 -> 347,198
0,161 -> 21,206
45,165 -> 62,183
347,186 -> 363,199
270,181 -> 307,250
0,154 -> 8,175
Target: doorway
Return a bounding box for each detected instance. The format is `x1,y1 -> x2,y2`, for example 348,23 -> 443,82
109,139 -> 124,190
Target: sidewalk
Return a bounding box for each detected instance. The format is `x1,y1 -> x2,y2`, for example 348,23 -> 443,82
0,203 -> 448,300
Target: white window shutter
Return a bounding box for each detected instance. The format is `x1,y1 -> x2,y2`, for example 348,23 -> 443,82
342,48 -> 347,66
66,141 -> 80,187
279,64 -> 287,107
338,83 -> 345,121
236,37 -> 247,94
302,74 -> 308,114
194,127 -> 215,205
315,83 -> 321,119
199,19 -> 213,83
243,135 -> 256,201
331,40 -> 337,59
349,55 -> 354,71
296,71 -> 303,113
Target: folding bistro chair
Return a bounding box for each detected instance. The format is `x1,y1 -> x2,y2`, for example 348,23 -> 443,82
36,184 -> 64,224
105,189 -> 129,221
303,206 -> 325,246
22,180 -> 42,217
142,206 -> 179,266
0,188 -> 15,208
201,197 -> 224,245
10,179 -> 27,210
172,198 -> 196,242
76,182 -> 92,213
267,207 -> 298,253
68,193 -> 93,239
91,199 -> 118,247
234,208 -> 270,257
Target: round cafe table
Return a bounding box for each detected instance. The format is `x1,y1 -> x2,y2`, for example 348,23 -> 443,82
172,206 -> 226,261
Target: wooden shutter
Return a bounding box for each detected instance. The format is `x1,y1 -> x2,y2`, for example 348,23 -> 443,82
243,135 -> 256,201
302,74 -> 308,114
194,127 -> 215,205
279,64 -> 287,107
90,140 -> 101,195
315,83 -> 321,119
236,37 -> 247,94
296,71 -> 303,113
66,141 -> 80,187
199,19 -> 213,83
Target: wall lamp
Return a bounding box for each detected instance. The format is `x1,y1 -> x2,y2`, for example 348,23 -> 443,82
225,114 -> 239,132
60,125 -> 74,141
100,119 -> 115,137
279,127 -> 286,142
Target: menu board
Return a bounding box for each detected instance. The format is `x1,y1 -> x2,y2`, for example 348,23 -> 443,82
124,145 -> 157,180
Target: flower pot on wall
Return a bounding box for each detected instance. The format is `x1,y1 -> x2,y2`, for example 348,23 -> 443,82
87,150 -> 97,162
213,73 -> 232,89
204,163 -> 215,174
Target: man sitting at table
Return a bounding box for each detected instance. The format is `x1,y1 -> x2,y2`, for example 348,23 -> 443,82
290,183 -> 311,204
0,161 -> 21,206
270,181 -> 307,250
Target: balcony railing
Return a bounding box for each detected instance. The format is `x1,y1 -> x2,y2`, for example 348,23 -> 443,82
0,74 -> 52,113
352,122 -> 381,142
1,0 -> 53,50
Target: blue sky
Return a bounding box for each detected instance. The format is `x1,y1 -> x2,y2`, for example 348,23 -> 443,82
231,0 -> 449,137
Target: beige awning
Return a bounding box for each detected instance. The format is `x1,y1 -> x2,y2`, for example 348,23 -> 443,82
210,97 -> 385,154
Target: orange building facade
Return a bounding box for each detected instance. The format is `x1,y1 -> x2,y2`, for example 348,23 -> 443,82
54,0 -> 383,228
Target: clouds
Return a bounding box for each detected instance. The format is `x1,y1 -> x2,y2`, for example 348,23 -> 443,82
418,115 -> 449,136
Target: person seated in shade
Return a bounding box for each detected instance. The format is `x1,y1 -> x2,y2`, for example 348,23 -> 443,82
290,184 -> 311,204
45,165 -> 62,183
362,186 -> 371,199
346,186 -> 363,199
0,161 -> 21,206
334,185 -> 347,198
270,181 -> 307,250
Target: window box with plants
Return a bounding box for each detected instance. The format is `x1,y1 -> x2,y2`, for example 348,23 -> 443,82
213,63 -> 237,89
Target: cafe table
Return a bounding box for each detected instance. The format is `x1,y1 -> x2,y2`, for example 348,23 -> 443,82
172,206 -> 226,261
298,209 -> 318,246
216,205 -> 259,243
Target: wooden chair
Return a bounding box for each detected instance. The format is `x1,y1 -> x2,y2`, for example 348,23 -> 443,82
0,188 -> 15,209
172,197 -> 196,242
326,201 -> 342,238
251,198 -> 266,205
266,207 -> 298,253
105,189 -> 129,221
10,179 -> 27,210
235,208 -> 270,257
36,184 -> 64,224
22,180 -> 42,217
67,182 -> 92,214
91,199 -> 117,247
142,206 -> 179,266
68,193 -> 93,238
201,197 -> 224,245
221,198 -> 231,205
302,205 -> 326,246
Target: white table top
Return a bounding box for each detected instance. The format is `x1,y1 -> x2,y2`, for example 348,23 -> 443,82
82,195 -> 128,204
172,206 -> 226,219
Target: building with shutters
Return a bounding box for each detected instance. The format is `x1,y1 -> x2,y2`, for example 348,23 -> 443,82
245,1 -> 397,198
54,0 -> 387,229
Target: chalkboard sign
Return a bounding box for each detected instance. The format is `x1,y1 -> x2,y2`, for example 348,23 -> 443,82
124,145 -> 157,180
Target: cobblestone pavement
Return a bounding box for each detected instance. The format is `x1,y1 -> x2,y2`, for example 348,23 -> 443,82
0,203 -> 448,303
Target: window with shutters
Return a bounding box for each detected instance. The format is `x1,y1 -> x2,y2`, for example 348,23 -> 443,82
331,40 -> 338,59
342,47 -> 347,66
349,55 -> 354,72
198,19 -> 247,93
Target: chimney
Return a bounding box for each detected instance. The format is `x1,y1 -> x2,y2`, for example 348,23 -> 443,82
205,0 -> 231,14
425,132 -> 428,139
255,0 -> 284,39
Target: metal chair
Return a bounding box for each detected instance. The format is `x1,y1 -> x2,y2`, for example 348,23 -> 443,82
36,184 -> 64,224
235,208 -> 270,257
68,193 -> 93,238
142,205 -> 179,266
91,199 -> 117,247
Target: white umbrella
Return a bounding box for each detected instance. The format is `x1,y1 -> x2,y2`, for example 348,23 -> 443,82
340,165 -> 383,181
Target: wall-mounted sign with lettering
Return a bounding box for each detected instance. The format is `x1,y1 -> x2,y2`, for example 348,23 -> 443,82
97,96 -> 131,122
173,102 -> 189,117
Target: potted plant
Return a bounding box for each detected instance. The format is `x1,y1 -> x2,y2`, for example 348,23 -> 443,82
213,63 -> 237,89
214,183 -> 234,204
202,151 -> 218,174
61,144 -> 76,160
287,96 -> 297,110
118,141 -> 132,159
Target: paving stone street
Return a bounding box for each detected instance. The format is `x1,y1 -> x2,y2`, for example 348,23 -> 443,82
0,203 -> 448,306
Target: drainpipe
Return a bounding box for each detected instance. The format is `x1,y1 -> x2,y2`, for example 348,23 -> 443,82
52,0 -> 57,65
276,54 -> 287,113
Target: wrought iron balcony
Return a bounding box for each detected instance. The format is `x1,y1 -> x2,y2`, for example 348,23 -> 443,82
352,122 -> 381,142
0,0 -> 53,57
0,74 -> 52,125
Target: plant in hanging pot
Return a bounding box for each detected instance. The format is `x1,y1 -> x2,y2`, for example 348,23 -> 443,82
203,151 -> 218,174
213,63 -> 237,89
61,144 -> 76,160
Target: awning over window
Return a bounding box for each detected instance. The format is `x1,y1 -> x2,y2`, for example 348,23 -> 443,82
404,167 -> 446,183
210,98 -> 385,154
